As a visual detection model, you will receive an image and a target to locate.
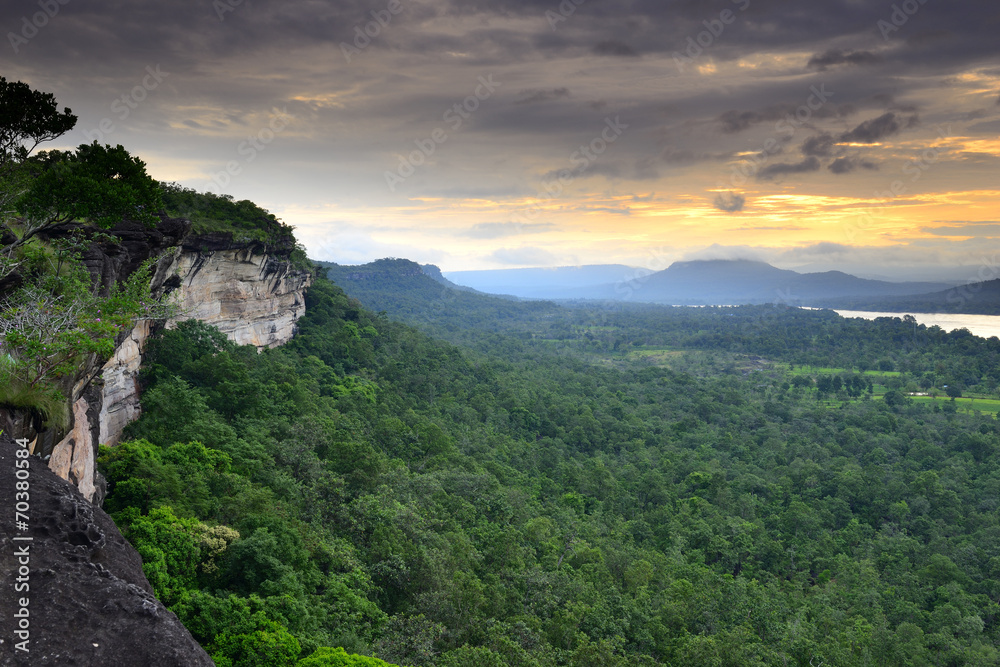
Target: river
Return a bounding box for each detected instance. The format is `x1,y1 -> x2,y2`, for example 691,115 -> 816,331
832,310 -> 1000,340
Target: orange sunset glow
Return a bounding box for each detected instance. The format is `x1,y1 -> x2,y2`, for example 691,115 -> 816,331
2,0 -> 998,280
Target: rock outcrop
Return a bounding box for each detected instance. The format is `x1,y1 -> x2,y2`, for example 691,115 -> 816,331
0,217 -> 312,502
167,244 -> 310,349
47,398 -> 98,506
95,241 -> 311,451
97,320 -> 155,451
0,435 -> 215,666
0,217 -> 190,465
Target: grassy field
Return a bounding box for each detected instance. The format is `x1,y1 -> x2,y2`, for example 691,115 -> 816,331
787,364 -> 901,378
908,395 -> 1000,415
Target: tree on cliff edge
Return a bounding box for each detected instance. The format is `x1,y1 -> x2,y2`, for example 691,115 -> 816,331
0,78 -> 171,426
0,76 -> 76,212
0,76 -> 161,259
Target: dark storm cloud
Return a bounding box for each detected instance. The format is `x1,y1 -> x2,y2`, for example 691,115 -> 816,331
2,0 -> 997,266
0,0 -> 995,78
4,0 -> 997,82
539,161 -> 622,182
801,133 -> 835,157
716,108 -> 797,134
838,112 -> 917,144
2,1 -> 992,124
515,88 -> 571,105
757,156 -> 821,181
713,191 -> 746,212
828,156 -> 879,174
716,98 -> 857,135
0,0 -> 375,70
592,40 -> 637,57
807,49 -> 882,71
717,110 -> 766,134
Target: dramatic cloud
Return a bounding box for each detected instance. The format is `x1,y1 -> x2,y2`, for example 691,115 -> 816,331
713,191 -> 746,213
828,156 -> 879,174
715,107 -> 796,134
592,40 -> 637,57
839,113 -> 917,144
801,134 -> 836,157
757,157 -> 822,181
807,49 -> 882,71
0,0 -> 996,271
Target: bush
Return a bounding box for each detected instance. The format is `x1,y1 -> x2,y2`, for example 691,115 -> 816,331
297,646 -> 398,666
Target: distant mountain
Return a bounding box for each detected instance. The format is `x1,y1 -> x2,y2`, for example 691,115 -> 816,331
444,264 -> 639,299
445,259 -> 952,306
420,263 -> 487,294
823,278 -> 1000,315
319,259 -> 564,335
632,260 -> 951,305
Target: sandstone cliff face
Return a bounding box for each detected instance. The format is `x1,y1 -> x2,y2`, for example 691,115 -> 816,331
1,218 -> 312,502
97,319 -> 154,450
0,218 -> 190,466
93,244 -> 311,453
167,246 -> 311,348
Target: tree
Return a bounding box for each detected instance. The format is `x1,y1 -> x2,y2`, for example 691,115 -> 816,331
0,80 -> 171,421
0,77 -> 76,166
0,78 -> 73,278
116,506 -> 204,604
882,389 -> 907,409
438,646 -> 507,667
10,141 -> 162,249
0,258 -> 175,419
0,76 -> 76,221
1,77 -> 160,254
211,612 -> 301,667
298,647 -> 399,666
945,384 -> 962,400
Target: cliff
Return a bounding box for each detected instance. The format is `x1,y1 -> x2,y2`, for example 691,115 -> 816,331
2,217 -> 312,503
0,435 -> 215,666
96,234 -> 311,454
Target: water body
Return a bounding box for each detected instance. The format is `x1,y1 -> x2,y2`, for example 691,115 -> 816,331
832,310 -> 1000,340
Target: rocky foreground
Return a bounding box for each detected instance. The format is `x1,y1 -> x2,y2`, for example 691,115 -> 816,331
0,436 -> 213,666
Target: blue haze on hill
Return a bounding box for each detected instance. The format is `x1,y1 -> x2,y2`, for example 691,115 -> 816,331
445,259 -> 953,305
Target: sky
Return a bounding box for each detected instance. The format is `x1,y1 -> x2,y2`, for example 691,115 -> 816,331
2,0 -> 999,280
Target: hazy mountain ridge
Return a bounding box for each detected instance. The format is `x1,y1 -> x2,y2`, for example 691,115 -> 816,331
445,264 -> 641,299
444,259 -> 952,305
320,259 -> 564,335
420,263 -> 496,295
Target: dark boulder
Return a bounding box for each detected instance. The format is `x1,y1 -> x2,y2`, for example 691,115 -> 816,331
0,436 -> 213,666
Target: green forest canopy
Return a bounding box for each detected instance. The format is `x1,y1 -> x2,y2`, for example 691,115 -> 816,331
101,268 -> 1000,666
